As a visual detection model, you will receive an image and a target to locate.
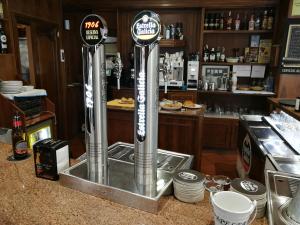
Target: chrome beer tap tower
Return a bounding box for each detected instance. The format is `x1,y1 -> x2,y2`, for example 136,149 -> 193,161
59,11 -> 193,214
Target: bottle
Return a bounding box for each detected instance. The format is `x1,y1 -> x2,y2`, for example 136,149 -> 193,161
220,47 -> 226,62
12,114 -> 29,160
255,14 -> 261,30
267,9 -> 274,30
295,97 -> 300,112
204,14 -> 209,30
235,13 -> 241,30
210,48 -> 216,62
0,22 -> 7,53
219,12 -> 224,30
241,13 -> 248,30
216,46 -> 221,61
209,14 -> 215,30
248,14 -> 255,31
165,25 -> 170,39
227,11 -> 232,30
215,13 -> 220,30
203,44 -> 210,62
262,10 -> 268,30
170,24 -> 175,39
0,1 -> 4,19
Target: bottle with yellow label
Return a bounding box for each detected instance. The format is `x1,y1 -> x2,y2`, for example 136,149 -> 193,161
12,114 -> 28,160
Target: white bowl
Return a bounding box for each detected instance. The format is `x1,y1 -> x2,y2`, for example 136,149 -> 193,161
226,57 -> 239,63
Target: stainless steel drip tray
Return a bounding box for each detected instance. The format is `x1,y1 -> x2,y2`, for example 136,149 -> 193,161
59,142 -> 193,214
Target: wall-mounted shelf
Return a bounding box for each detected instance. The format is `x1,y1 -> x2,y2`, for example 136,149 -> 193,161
201,62 -> 267,66
159,39 -> 185,48
198,90 -> 275,97
203,30 -> 273,34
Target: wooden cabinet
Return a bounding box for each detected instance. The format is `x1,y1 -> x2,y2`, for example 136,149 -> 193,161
107,107 -> 204,171
111,87 -> 197,103
203,117 -> 238,150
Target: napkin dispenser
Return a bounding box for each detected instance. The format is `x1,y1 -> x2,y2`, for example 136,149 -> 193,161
33,138 -> 70,180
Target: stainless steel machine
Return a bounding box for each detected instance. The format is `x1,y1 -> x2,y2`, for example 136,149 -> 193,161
59,12 -> 193,214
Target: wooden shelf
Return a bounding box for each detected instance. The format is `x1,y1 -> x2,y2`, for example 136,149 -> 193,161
201,62 -> 267,66
0,18 -> 8,22
268,98 -> 300,121
203,30 -> 273,34
198,90 -> 275,97
25,111 -> 55,127
159,39 -> 185,48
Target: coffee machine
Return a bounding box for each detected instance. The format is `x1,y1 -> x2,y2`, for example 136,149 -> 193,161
59,12 -> 193,214
187,61 -> 199,90
159,51 -> 184,88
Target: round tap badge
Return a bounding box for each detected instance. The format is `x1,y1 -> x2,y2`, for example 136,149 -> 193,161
131,10 -> 161,46
80,14 -> 108,46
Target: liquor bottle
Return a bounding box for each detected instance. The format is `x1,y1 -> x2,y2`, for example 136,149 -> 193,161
203,44 -> 210,62
209,14 -> 215,30
216,47 -> 221,61
215,13 -> 220,30
295,97 -> 300,112
262,10 -> 268,30
219,12 -> 224,30
248,14 -> 255,31
241,13 -> 248,30
235,13 -> 241,30
0,0 -> 4,19
254,14 -> 261,30
12,114 -> 29,160
210,48 -> 216,62
204,14 -> 209,30
227,11 -> 233,30
0,22 -> 7,53
220,47 -> 226,62
267,9 -> 274,30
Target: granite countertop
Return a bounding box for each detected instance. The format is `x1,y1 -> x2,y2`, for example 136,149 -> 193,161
0,143 -> 267,225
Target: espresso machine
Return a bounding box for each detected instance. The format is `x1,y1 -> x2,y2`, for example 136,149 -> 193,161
159,51 -> 184,88
59,12 -> 193,214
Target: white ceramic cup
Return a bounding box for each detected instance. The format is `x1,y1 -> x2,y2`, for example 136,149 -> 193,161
210,191 -> 257,225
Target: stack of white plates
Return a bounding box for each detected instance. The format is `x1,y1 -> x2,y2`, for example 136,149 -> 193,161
173,169 -> 205,203
230,178 -> 267,218
0,81 -> 23,94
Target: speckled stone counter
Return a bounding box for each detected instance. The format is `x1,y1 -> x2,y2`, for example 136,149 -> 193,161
0,143 -> 267,225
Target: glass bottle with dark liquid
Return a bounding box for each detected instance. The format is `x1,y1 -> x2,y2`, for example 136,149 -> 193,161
12,114 -> 28,160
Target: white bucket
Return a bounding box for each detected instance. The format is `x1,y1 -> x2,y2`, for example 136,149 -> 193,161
210,191 -> 257,225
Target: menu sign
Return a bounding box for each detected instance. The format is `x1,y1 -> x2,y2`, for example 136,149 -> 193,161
292,0 -> 300,16
131,10 -> 161,46
80,14 -> 107,46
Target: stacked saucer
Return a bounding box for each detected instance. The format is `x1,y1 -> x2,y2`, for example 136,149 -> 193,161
173,169 -> 205,203
230,178 -> 267,218
0,81 -> 23,94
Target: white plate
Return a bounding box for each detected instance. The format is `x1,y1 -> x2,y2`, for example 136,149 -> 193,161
160,101 -> 182,111
183,103 -> 202,109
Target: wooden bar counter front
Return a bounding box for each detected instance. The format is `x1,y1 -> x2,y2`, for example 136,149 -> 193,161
107,104 -> 204,171
0,143 -> 267,225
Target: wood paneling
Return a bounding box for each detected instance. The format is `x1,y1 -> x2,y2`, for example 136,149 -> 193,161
0,54 -> 17,80
8,0 -> 61,23
276,74 -> 300,98
63,0 -> 279,9
203,117 -> 239,150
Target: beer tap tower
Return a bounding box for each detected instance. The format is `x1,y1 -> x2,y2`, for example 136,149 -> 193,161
132,10 -> 161,197
59,11 -> 193,214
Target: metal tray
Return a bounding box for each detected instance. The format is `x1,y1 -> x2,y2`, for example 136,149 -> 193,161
60,142 -> 193,214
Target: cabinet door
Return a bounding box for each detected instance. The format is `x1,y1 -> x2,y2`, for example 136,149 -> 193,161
167,91 -> 197,102
203,117 -> 238,150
